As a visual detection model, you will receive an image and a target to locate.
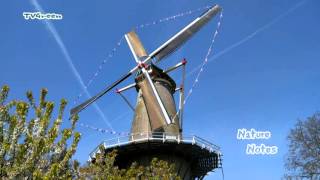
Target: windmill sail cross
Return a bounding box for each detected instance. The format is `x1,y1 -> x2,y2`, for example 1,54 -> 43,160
70,4 -> 221,117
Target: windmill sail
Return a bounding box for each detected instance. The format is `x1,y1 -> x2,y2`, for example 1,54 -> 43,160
151,4 -> 221,63
125,31 -> 148,59
70,72 -> 132,117
125,31 -> 172,128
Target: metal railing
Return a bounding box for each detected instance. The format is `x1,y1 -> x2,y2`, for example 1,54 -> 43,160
89,132 -> 221,159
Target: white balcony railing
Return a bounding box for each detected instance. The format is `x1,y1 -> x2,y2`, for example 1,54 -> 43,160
89,132 -> 221,159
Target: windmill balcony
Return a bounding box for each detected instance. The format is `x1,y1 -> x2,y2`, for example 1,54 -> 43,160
89,132 -> 220,159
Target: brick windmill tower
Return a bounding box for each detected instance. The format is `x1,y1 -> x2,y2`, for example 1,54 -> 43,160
71,4 -> 222,179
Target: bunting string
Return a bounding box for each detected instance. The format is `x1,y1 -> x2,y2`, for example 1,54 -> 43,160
135,5 -> 211,30
170,11 -> 223,123
79,122 -> 130,136
78,111 -> 132,135
184,11 -> 223,104
73,36 -> 125,104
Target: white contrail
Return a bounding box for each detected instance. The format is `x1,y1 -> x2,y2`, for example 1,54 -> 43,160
30,0 -> 113,130
188,0 -> 307,77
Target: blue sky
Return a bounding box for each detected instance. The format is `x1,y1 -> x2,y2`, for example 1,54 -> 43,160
1,0 -> 319,179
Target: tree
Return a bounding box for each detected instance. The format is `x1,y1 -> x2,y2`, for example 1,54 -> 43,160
0,85 -> 180,179
79,146 -> 181,180
285,112 -> 320,179
0,85 -> 81,179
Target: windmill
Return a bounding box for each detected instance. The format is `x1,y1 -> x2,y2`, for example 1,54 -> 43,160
72,4 -> 222,179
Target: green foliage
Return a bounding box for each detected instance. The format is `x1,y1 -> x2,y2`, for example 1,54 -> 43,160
285,112 -> 320,179
0,85 -> 81,179
0,86 -> 181,179
79,146 -> 181,180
